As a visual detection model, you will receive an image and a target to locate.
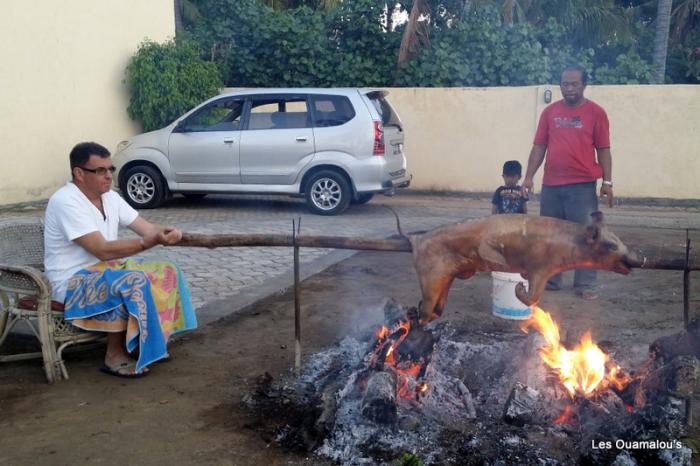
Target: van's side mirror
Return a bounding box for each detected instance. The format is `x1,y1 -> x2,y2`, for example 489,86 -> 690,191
173,121 -> 188,133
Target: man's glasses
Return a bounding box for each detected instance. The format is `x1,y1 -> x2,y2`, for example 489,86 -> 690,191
79,166 -> 116,175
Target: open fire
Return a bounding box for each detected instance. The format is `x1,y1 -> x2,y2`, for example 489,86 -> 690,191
371,315 -> 432,400
520,306 -> 633,398
246,299 -> 695,465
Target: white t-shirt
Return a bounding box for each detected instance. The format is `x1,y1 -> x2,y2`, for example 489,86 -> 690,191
44,182 -> 139,302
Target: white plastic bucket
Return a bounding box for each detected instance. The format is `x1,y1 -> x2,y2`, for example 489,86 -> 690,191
491,272 -> 532,320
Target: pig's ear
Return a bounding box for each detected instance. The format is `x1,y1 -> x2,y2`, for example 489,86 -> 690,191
584,224 -> 600,244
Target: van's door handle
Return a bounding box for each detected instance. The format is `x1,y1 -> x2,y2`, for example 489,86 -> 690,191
295,136 -> 308,142
223,138 -> 235,144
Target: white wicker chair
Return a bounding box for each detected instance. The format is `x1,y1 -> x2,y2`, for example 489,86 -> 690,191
0,217 -> 104,383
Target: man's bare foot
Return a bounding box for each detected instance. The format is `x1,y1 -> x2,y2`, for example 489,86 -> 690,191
100,360 -> 149,378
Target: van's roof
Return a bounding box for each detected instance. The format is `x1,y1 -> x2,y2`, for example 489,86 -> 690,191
218,88 -> 386,97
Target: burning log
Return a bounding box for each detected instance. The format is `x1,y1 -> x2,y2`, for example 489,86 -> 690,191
630,356 -> 699,407
308,378 -> 345,450
361,370 -> 398,424
577,389 -> 628,433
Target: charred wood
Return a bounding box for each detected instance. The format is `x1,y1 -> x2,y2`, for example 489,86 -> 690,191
396,326 -> 434,363
361,370 -> 398,424
622,355 -> 699,408
641,355 -> 699,400
650,319 -> 700,360
503,382 -> 543,426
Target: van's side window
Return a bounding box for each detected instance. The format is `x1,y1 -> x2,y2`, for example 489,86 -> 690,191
247,97 -> 311,130
310,95 -> 356,127
183,98 -> 244,132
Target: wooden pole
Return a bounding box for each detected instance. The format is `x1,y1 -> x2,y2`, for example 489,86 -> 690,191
293,219 -> 302,374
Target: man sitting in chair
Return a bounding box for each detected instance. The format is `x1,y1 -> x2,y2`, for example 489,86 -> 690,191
44,142 -> 197,378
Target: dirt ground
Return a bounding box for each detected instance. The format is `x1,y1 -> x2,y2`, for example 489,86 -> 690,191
1,226 -> 699,465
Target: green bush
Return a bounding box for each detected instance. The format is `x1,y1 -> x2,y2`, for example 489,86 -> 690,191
188,0 -> 397,87
594,52 -> 653,84
391,452 -> 424,466
125,39 -> 223,132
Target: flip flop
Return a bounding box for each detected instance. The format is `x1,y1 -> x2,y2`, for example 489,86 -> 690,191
100,361 -> 149,378
155,354 -> 172,364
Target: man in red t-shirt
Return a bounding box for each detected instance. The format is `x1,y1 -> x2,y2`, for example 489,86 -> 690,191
522,66 -> 614,300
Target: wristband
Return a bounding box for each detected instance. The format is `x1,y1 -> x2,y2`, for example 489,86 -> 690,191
139,238 -> 146,250
602,180 -> 613,187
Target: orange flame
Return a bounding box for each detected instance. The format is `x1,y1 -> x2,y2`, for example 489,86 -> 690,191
553,404 -> 576,424
372,320 -> 427,400
521,306 -> 629,397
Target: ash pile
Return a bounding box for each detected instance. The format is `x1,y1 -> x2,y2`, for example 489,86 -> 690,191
243,299 -> 697,466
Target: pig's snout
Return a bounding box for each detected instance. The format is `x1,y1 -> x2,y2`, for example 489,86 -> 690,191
617,252 -> 642,273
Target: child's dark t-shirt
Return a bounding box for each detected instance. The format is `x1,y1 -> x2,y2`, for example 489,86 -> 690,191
492,186 -> 528,214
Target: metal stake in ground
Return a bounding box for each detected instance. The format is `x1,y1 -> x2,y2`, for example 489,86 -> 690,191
683,231 -> 693,427
293,218 -> 302,374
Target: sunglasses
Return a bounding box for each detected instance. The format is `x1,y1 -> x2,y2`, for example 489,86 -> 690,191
79,166 -> 116,175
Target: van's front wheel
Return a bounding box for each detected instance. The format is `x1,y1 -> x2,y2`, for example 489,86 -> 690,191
120,165 -> 166,209
305,171 -> 351,216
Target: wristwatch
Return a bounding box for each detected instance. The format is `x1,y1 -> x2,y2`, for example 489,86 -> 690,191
602,180 -> 613,187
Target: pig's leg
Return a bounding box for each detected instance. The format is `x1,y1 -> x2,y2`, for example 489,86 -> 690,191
515,270 -> 548,306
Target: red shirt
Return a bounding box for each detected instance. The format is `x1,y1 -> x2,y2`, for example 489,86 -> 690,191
534,99 -> 610,186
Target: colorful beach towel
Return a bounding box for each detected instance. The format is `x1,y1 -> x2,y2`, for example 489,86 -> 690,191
64,258 -> 197,372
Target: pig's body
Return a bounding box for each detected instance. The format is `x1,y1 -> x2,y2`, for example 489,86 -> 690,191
410,213 -> 639,324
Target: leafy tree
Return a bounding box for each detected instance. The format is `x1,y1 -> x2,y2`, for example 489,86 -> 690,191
125,39 -> 222,131
165,0 -> 696,86
396,7 -> 551,86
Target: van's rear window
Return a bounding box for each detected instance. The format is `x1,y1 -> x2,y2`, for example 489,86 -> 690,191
310,95 -> 356,127
368,95 -> 402,130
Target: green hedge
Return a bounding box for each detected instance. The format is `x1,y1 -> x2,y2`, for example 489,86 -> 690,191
125,39 -> 223,132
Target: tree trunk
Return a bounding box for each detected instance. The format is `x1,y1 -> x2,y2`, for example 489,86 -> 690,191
652,0 -> 674,84
174,0 -> 184,37
397,0 -> 431,66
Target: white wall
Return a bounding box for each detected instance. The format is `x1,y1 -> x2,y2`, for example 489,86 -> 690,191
388,85 -> 700,199
0,0 -> 175,205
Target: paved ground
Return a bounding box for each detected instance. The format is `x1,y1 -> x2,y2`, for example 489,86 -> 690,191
1,192 -> 699,325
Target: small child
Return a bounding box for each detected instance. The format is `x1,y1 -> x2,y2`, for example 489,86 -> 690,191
492,160 -> 528,215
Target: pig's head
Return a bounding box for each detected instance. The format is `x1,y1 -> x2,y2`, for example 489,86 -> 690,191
581,211 -> 641,273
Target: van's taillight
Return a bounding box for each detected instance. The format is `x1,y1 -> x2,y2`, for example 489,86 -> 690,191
373,121 -> 385,156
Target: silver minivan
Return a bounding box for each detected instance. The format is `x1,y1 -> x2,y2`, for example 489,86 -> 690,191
113,88 -> 411,215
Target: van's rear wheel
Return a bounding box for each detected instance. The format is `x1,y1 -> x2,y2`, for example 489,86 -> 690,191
120,165 -> 166,209
305,170 -> 351,216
